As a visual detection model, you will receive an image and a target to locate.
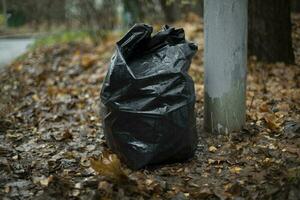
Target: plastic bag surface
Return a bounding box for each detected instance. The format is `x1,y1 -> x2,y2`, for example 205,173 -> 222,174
100,24 -> 198,169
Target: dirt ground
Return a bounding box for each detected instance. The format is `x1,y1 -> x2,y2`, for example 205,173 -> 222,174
0,15 -> 300,200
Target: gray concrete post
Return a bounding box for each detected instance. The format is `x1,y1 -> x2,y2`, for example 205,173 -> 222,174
204,0 -> 248,134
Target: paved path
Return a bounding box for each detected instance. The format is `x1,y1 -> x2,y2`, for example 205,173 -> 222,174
0,38 -> 34,68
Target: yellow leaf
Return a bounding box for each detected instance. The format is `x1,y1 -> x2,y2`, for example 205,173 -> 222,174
32,94 -> 40,101
208,146 -> 217,153
208,159 -> 215,164
229,166 -> 242,174
40,175 -> 53,187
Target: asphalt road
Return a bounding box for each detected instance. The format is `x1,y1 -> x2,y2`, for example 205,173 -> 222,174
0,38 -> 34,68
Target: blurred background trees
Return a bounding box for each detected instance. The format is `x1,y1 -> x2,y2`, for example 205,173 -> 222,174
0,0 -> 298,65
1,0 -> 118,30
0,0 -> 203,31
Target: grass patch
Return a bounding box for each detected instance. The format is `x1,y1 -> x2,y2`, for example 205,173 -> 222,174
31,29 -> 118,49
32,30 -> 92,48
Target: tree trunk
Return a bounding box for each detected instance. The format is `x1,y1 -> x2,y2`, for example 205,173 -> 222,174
181,0 -> 204,18
204,0 -> 248,134
159,0 -> 181,23
2,0 -> 7,28
248,0 -> 295,64
122,0 -> 143,24
291,0 -> 300,13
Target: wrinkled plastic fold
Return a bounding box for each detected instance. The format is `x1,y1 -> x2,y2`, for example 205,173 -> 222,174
100,24 -> 198,169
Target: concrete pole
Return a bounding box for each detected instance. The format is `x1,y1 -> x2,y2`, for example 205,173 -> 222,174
204,0 -> 248,134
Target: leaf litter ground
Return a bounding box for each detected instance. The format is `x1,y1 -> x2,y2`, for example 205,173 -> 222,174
1,15 -> 300,200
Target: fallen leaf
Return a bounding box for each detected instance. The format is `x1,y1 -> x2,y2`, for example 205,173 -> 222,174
264,113 -> 281,132
277,102 -> 290,112
81,54 -> 98,69
61,130 -> 73,140
40,175 -> 53,187
195,187 -> 214,198
259,103 -> 270,112
90,151 -> 128,183
229,166 -> 242,174
209,146 -> 217,153
98,180 -> 113,193
208,159 -> 215,164
287,167 -> 300,181
4,185 -> 10,193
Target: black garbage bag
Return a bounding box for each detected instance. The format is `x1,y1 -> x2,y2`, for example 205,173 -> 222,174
100,24 -> 198,169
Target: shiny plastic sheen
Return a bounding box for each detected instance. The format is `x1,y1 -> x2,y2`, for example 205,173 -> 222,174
100,24 -> 198,169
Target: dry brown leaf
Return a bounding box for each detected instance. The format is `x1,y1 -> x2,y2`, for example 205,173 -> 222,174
285,146 -> 300,156
81,54 -> 98,69
90,151 -> 128,183
259,103 -> 270,112
62,130 -> 73,140
277,102 -> 290,112
263,113 -> 281,132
